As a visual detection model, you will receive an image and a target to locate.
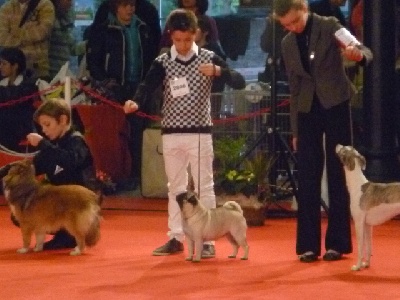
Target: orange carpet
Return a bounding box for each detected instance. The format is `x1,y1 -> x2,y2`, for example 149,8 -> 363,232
1,197 -> 400,300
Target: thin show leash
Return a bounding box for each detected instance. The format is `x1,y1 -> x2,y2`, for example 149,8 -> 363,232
348,101 -> 354,147
196,63 -> 217,198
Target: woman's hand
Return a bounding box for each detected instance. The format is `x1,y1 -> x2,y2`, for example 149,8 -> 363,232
342,45 -> 363,62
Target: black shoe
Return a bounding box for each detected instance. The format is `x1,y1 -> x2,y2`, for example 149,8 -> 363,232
152,238 -> 184,256
323,251 -> 342,261
299,252 -> 318,263
43,230 -> 77,250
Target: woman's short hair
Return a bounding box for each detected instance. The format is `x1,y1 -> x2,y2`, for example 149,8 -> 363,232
0,47 -> 26,75
177,0 -> 209,15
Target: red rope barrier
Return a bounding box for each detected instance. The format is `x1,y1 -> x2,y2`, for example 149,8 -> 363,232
0,79 -> 290,124
0,82 -> 63,108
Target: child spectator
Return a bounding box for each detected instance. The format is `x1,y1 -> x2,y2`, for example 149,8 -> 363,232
159,0 -> 219,52
0,47 -> 37,152
124,9 -> 245,257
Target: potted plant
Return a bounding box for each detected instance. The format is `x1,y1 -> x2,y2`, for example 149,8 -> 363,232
213,136 -> 276,226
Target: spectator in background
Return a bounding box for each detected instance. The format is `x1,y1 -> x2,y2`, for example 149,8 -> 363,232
48,0 -> 87,79
88,0 -> 161,65
87,0 -> 154,188
0,0 -> 55,80
159,0 -> 219,51
309,0 -> 347,27
0,47 -> 37,152
195,15 -> 245,118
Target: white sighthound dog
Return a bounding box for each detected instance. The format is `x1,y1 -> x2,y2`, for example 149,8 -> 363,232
336,145 -> 400,271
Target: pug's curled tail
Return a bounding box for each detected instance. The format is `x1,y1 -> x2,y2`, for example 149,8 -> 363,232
223,201 -> 243,215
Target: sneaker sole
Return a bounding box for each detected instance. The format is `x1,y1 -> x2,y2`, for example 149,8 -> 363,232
152,251 -> 183,256
201,254 -> 215,258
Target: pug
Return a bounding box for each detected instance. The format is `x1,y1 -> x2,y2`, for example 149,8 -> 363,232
176,191 -> 249,262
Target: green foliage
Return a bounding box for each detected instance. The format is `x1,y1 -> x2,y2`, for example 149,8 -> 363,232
214,135 -> 247,173
214,136 -> 275,201
244,151 -> 276,186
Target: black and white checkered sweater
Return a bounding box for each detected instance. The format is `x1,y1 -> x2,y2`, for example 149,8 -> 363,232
135,48 -> 218,134
158,49 -> 213,133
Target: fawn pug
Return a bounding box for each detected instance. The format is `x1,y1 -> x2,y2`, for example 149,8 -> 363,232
3,160 -> 101,256
336,144 -> 400,271
176,191 -> 249,262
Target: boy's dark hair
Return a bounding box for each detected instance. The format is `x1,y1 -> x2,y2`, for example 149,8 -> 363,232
166,9 -> 198,34
0,47 -> 26,75
176,0 -> 209,15
273,0 -> 307,18
109,0 -> 136,15
33,99 -> 71,124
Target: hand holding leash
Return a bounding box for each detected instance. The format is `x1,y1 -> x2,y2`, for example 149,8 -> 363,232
123,100 -> 139,114
26,133 -> 43,147
199,63 -> 220,77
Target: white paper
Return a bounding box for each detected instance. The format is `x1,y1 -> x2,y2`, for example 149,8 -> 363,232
334,27 -> 360,47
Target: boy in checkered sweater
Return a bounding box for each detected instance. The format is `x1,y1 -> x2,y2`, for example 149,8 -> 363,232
124,8 -> 245,257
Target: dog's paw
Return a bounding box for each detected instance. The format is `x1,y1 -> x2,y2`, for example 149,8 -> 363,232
185,256 -> 193,261
69,247 -> 82,256
33,245 -> 43,252
361,261 -> 370,268
351,264 -> 361,271
228,255 -> 237,259
17,247 -> 29,254
191,259 -> 201,263
240,256 -> 248,260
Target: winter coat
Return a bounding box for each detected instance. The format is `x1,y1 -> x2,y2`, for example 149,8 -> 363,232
87,17 -> 153,87
0,0 -> 55,79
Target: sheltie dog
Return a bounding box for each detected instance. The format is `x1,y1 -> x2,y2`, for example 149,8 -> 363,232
3,160 -> 101,255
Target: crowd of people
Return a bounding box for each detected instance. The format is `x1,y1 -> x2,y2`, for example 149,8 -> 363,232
0,0 -> 379,263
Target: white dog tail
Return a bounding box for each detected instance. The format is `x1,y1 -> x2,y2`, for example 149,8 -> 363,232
223,201 -> 243,214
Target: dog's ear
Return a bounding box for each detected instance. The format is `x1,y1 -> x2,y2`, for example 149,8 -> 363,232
335,144 -> 343,154
343,155 -> 355,171
176,192 -> 188,208
187,193 -> 198,206
361,182 -> 370,193
358,155 -> 366,170
349,156 -> 355,171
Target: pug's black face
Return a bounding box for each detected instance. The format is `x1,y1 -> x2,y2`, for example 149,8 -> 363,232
176,192 -> 199,210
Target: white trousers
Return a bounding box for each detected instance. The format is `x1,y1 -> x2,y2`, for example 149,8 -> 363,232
162,133 -> 216,242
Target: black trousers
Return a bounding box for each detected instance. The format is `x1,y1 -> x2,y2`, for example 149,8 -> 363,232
296,99 -> 352,256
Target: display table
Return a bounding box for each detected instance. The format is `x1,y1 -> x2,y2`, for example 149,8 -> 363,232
75,104 -> 131,182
